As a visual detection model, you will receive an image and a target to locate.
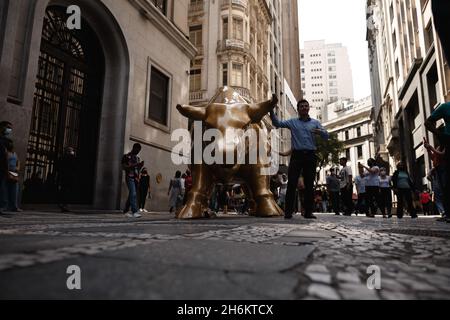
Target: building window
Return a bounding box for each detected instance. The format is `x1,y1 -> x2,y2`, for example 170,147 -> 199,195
328,66 -> 336,72
189,25 -> 202,47
329,81 -> 337,87
328,58 -> 336,64
189,69 -> 201,91
148,66 -> 169,126
330,88 -> 338,94
233,18 -> 243,40
357,126 -> 361,137
231,63 -> 243,87
425,22 -> 434,51
357,145 -> 363,159
151,0 -> 167,15
223,18 -> 228,40
346,148 -> 351,161
222,63 -> 228,86
328,51 -> 335,57
329,74 -> 337,79
345,130 -> 349,140
301,68 -> 305,73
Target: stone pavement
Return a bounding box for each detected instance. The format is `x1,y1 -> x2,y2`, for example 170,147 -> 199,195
0,211 -> 449,299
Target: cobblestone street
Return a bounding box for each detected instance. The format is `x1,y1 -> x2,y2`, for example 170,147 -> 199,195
0,211 -> 449,299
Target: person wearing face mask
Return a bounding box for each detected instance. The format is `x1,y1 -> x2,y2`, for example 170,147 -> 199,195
392,162 -> 418,219
0,121 -> 13,214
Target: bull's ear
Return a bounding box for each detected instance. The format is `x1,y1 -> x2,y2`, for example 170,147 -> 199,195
176,104 -> 207,121
248,94 -> 278,123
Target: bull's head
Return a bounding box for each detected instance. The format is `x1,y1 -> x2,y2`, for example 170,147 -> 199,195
176,91 -> 278,165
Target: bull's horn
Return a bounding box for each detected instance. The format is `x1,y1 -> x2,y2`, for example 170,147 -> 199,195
176,104 -> 207,121
248,94 -> 278,123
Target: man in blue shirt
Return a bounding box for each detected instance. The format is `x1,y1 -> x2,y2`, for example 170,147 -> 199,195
425,102 -> 450,221
270,99 -> 329,219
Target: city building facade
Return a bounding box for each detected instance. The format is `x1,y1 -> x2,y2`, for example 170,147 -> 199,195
0,0 -> 196,211
187,0 -> 301,167
320,96 -> 375,185
300,40 -> 354,120
366,0 -> 450,188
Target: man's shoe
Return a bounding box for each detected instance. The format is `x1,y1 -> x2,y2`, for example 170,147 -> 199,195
304,214 -> 317,219
411,215 -> 418,219
133,212 -> 142,218
284,213 -> 293,219
125,213 -> 133,218
397,215 -> 403,219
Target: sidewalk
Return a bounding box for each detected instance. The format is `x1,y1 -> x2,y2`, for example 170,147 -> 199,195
0,211 -> 449,299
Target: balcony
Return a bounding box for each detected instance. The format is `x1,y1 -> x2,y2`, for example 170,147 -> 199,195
232,86 -> 253,102
221,0 -> 248,11
195,45 -> 204,56
217,39 -> 250,55
188,1 -> 204,16
189,90 -> 208,103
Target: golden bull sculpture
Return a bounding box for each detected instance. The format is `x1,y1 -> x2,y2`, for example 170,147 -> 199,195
175,87 -> 284,219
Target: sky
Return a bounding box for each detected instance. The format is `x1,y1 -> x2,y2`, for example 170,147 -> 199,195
298,0 -> 371,100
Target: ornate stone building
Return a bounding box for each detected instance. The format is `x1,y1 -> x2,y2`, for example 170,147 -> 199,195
0,0 -> 196,211
366,0 -> 450,187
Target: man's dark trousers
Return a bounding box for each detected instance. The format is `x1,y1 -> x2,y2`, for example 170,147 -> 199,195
285,150 -> 317,217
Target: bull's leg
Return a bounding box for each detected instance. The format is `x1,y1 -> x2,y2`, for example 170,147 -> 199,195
240,166 -> 283,217
177,164 -> 214,219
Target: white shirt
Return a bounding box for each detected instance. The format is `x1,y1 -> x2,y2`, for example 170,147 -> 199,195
355,174 -> 366,194
379,175 -> 391,188
365,166 -> 380,187
339,166 -> 353,189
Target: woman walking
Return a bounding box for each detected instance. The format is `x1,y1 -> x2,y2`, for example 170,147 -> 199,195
361,159 -> 380,218
138,168 -> 151,213
379,167 -> 393,218
392,162 -> 418,219
168,170 -> 183,214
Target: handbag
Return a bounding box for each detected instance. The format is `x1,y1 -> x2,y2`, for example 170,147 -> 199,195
8,171 -> 19,182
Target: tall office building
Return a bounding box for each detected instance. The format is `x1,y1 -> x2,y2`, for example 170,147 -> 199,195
300,40 -> 354,120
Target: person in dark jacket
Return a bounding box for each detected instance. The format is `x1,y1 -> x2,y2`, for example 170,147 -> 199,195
392,162 -> 417,219
57,147 -> 77,212
0,121 -> 13,214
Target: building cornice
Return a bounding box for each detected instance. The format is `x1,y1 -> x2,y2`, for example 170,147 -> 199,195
128,0 -> 197,60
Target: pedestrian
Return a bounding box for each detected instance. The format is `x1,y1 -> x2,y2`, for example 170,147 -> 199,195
379,167 -> 393,218
278,173 -> 288,210
423,137 -> 446,221
183,169 -> 193,205
339,157 -> 354,216
218,185 -> 229,215
122,143 -> 144,218
56,147 -> 77,213
425,102 -> 450,221
209,184 -> 219,213
392,162 -> 418,219
0,121 -> 13,214
354,164 -> 367,216
326,168 -> 341,215
5,140 -> 21,212
375,155 -> 390,175
420,189 -> 432,216
321,187 -> 329,213
427,168 -> 445,217
361,159 -> 381,218
270,99 -> 329,219
138,167 -> 151,213
168,170 -> 183,214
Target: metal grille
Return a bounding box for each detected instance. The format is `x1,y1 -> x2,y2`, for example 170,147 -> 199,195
24,6 -> 102,204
